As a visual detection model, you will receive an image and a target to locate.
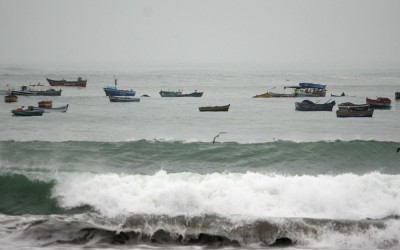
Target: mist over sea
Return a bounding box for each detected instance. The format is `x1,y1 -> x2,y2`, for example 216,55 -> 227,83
1,65 -> 400,249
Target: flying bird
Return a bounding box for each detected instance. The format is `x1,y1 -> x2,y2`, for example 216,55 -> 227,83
212,132 -> 226,144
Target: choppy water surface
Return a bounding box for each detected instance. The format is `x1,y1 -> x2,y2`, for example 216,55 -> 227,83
1,66 -> 400,249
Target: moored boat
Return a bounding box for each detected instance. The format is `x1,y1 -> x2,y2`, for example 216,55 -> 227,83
199,104 -> 230,112
366,97 -> 391,109
32,104 -> 69,113
4,95 -> 18,103
46,77 -> 87,87
338,102 -> 370,111
336,108 -> 374,118
11,85 -> 62,96
159,90 -> 203,97
12,107 -> 44,116
103,78 -> 135,96
285,83 -> 327,97
295,100 -> 335,111
395,92 -> 400,100
253,92 -> 295,98
109,96 -> 140,102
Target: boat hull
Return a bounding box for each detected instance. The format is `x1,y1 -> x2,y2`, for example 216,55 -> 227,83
295,100 -> 335,111
32,104 -> 69,113
336,109 -> 374,118
253,92 -> 295,98
199,104 -> 230,112
103,87 -> 135,96
4,95 -> 18,103
160,90 -> 203,97
366,97 -> 391,109
109,96 -> 140,102
47,78 -> 87,87
12,109 -> 44,116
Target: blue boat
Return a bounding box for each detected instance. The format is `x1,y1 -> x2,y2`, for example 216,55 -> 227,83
103,78 -> 135,96
298,83 -> 326,89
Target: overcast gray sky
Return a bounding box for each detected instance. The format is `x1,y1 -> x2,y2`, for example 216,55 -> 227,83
0,0 -> 399,69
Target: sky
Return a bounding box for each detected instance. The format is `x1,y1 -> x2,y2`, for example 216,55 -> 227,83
0,0 -> 400,69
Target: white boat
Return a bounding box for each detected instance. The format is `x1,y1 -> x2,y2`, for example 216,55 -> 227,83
32,104 -> 69,113
109,96 -> 140,102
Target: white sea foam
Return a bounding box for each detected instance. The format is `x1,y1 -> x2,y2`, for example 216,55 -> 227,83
52,171 -> 400,219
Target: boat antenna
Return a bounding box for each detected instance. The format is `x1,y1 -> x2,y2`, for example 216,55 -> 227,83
114,75 -> 117,87
213,132 -> 226,144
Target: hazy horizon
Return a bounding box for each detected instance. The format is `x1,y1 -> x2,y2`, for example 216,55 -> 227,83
1,0 -> 400,70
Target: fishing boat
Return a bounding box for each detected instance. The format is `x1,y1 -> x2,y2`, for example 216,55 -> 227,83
199,104 -> 230,112
109,96 -> 140,102
159,90 -> 203,97
295,100 -> 336,111
103,78 -> 135,96
32,104 -> 69,113
12,107 -> 44,116
4,95 -> 17,103
395,92 -> 400,100
338,102 -> 370,111
366,97 -> 391,109
336,106 -> 374,118
285,83 -> 327,97
46,77 -> 87,87
11,85 -> 62,96
253,92 -> 295,98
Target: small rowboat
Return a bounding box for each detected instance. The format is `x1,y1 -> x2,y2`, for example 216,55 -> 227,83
109,96 -> 140,102
366,97 -> 391,109
32,104 -> 69,113
295,100 -> 336,111
4,95 -> 18,103
253,92 -> 295,98
199,104 -> 230,112
336,109 -> 374,118
12,109 -> 44,116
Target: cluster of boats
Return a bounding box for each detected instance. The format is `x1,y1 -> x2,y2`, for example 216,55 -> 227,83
3,78 -> 399,116
11,101 -> 69,116
295,97 -> 392,117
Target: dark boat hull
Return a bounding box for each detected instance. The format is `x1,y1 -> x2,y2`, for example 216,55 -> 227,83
366,97 -> 391,109
46,78 -> 87,87
160,90 -> 203,97
395,92 -> 399,100
12,109 -> 44,116
337,109 -> 374,118
109,96 -> 140,102
199,104 -> 230,112
103,87 -> 135,96
295,100 -> 336,111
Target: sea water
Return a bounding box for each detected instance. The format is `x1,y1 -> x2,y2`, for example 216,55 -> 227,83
0,65 -> 400,249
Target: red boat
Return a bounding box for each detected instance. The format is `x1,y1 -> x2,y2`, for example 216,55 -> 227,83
46,77 -> 87,87
366,97 -> 391,109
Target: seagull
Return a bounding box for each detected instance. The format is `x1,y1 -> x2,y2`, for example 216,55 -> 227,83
212,132 -> 226,144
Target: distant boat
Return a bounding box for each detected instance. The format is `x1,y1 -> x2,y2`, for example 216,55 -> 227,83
4,95 -> 17,103
199,104 -> 230,112
103,78 -> 135,96
337,103 -> 374,118
46,77 -> 87,87
395,92 -> 400,100
159,90 -> 203,97
338,102 -> 370,111
32,104 -> 69,113
109,96 -> 140,102
12,107 -> 44,116
11,85 -> 62,96
253,92 -> 295,98
295,100 -> 336,111
285,83 -> 327,97
366,97 -> 391,109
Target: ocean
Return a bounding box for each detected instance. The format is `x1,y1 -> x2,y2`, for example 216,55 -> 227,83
0,65 -> 400,249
